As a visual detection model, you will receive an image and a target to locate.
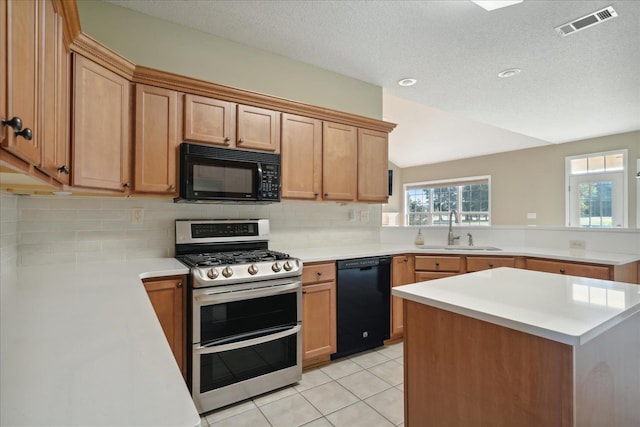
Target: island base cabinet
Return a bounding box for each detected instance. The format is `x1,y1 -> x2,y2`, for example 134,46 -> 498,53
403,300 -> 640,427
403,300 -> 573,427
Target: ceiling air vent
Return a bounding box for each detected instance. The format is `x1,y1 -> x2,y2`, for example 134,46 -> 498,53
555,6 -> 618,36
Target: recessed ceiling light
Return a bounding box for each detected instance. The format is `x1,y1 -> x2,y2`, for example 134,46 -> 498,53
471,1 -> 523,11
497,68 -> 521,78
398,78 -> 417,87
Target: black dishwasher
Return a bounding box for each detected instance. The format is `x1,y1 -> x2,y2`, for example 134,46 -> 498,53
332,256 -> 391,359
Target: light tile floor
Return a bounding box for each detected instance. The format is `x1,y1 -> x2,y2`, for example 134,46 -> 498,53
200,342 -> 404,427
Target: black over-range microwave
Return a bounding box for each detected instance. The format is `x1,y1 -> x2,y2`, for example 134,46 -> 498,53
176,142 -> 281,203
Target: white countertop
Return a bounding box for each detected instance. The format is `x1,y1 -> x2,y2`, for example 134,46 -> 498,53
0,259 -> 200,427
393,267 -> 640,346
285,243 -> 640,265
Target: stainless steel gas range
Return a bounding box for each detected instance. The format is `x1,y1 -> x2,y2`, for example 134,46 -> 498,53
175,219 -> 303,414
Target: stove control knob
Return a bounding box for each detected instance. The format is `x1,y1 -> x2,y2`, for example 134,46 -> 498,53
222,266 -> 234,278
283,261 -> 293,271
207,268 -> 219,279
272,262 -> 282,273
248,264 -> 259,275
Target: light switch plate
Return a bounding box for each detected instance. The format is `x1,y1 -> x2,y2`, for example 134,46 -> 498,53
569,240 -> 586,250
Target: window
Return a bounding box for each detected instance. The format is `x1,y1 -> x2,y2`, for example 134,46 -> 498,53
405,176 -> 490,226
565,150 -> 627,228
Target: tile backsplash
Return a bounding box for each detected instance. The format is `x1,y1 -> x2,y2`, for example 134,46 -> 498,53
1,193 -> 18,289
15,195 -> 381,266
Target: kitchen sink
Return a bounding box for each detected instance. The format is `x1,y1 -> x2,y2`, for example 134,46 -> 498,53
419,245 -> 502,251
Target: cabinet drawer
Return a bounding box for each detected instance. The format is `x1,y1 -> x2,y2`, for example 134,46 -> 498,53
526,259 -> 611,280
467,257 -> 516,272
415,256 -> 462,272
302,262 -> 336,284
415,272 -> 458,282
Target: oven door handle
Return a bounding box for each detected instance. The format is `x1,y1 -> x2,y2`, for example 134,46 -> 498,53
194,281 -> 301,304
195,324 -> 301,354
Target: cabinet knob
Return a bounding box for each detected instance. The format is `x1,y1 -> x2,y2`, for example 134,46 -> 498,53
15,127 -> 32,141
435,262 -> 440,267
559,268 -> 566,274
324,193 -> 328,197
488,263 -> 494,268
177,282 -> 183,288
168,184 -> 175,190
57,165 -> 70,175
2,116 -> 22,131
238,138 -> 244,143
317,271 -> 323,276
314,192 -> 319,197
224,137 -> 230,142
123,182 -> 132,189
404,256 -> 408,262
302,289 -> 307,294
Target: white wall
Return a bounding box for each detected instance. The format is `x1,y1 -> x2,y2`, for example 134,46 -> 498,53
14,196 -> 381,265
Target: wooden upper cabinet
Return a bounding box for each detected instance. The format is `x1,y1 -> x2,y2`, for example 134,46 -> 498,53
183,94 -> 235,147
1,2 -> 7,146
281,113 -> 322,200
357,128 -> 388,202
2,0 -> 40,164
134,84 -> 179,194
236,104 -> 280,152
322,121 -> 357,201
39,1 -> 70,184
72,54 -> 132,192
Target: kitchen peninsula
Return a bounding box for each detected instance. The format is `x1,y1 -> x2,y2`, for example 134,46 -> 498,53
393,267 -> 640,427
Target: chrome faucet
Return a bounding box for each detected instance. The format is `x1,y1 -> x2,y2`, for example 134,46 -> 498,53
447,210 -> 459,245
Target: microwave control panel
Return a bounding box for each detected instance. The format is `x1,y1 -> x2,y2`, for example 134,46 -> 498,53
260,164 -> 280,200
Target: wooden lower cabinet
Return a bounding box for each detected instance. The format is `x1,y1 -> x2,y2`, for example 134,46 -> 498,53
302,262 -> 337,366
466,256 -> 517,272
526,258 -> 611,280
143,275 -> 186,379
391,255 -> 414,340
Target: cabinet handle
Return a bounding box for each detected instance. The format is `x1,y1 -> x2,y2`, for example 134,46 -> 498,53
238,138 -> 244,143
15,128 -> 32,141
559,268 -> 566,274
488,263 -> 494,268
324,193 -> 328,197
224,137 -> 230,142
314,192 -> 319,197
123,182 -> 132,189
168,184 -> 175,191
177,282 -> 183,288
404,256 -> 408,262
2,116 -> 22,131
435,262 -> 440,267
317,271 -> 323,276
57,165 -> 70,175
302,289 -> 307,294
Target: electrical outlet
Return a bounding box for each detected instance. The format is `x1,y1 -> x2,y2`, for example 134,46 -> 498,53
360,210 -> 369,222
131,208 -> 144,225
569,239 -> 586,250
348,209 -> 356,222
527,212 -> 537,219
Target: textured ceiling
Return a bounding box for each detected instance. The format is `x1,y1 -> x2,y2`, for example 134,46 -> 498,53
104,0 -> 640,167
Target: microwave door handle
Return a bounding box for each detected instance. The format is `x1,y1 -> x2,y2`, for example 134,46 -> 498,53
256,163 -> 263,200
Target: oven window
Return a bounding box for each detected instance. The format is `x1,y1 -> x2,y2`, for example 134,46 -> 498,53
200,293 -> 297,345
199,333 -> 297,393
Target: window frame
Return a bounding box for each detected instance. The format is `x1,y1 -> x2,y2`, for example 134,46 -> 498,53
565,149 -> 628,228
404,175 -> 492,227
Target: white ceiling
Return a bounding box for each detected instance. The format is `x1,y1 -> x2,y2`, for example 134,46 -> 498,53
105,0 -> 640,167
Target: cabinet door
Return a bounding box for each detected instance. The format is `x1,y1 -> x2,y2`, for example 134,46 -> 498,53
391,255 -> 415,339
143,276 -> 186,379
72,54 -> 131,191
302,281 -> 337,360
236,104 -> 280,152
281,113 -> 322,200
39,1 -> 69,183
526,258 -> 611,280
183,94 -> 235,147
2,0 -> 40,164
134,84 -> 178,194
322,121 -> 357,201
357,128 -> 388,202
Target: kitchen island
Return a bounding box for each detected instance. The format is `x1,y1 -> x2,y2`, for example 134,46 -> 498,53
393,267 -> 640,427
